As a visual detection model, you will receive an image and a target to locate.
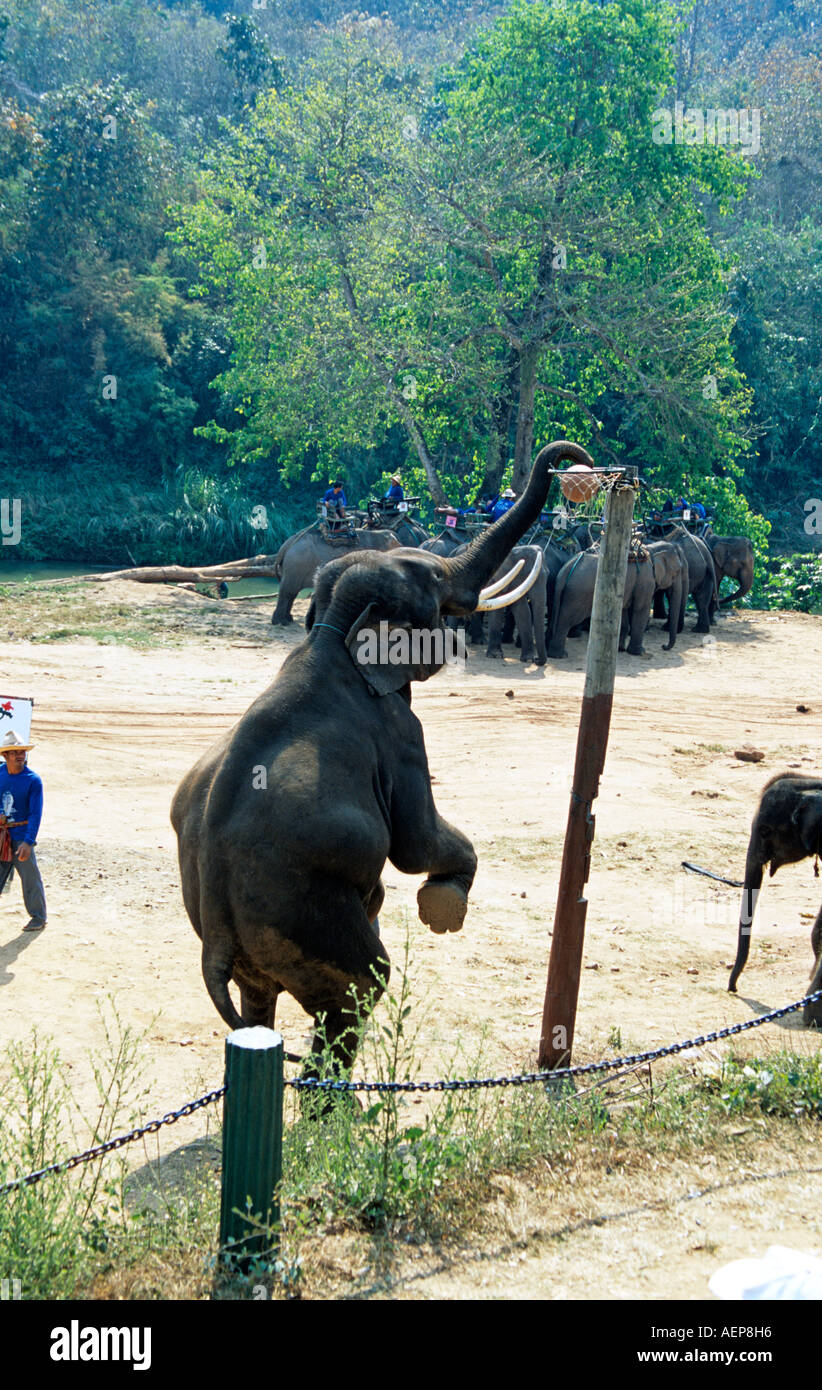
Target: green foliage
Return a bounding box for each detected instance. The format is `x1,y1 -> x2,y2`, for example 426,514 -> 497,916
711,1053 -> 822,1119
0,0 -> 819,591
0,1005 -> 151,1299
2,469 -> 300,566
757,552 -> 822,613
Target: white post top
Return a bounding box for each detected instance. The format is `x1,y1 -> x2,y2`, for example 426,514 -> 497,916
227,1027 -> 283,1050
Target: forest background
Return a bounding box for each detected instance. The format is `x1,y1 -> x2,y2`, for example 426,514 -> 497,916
0,0 -> 819,605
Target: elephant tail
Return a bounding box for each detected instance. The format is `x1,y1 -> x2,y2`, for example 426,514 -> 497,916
198,856 -> 244,1031
728,852 -> 765,993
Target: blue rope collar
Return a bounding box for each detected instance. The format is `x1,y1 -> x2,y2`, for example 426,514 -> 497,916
312,622 -> 346,636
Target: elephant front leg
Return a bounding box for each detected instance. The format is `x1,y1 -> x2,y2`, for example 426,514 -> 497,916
485,610 -> 504,659
417,819 -> 477,935
392,814 -> 477,935
516,599 -> 536,663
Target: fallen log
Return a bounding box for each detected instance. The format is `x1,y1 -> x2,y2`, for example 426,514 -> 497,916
94,555 -> 281,584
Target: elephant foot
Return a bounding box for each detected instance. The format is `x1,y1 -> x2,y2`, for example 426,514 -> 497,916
271,614 -> 293,627
486,647 -> 503,660
627,643 -> 644,656
692,623 -> 711,634
534,655 -> 546,667
417,878 -> 468,935
519,650 -> 534,663
547,645 -> 567,660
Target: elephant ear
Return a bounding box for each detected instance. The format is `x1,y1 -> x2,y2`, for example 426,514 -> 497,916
345,606 -> 446,696
792,792 -> 822,857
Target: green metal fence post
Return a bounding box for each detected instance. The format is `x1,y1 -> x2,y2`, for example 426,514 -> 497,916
219,1027 -> 284,1269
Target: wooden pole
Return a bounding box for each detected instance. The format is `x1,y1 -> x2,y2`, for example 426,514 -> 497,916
219,1027 -> 284,1268
538,477 -> 636,1069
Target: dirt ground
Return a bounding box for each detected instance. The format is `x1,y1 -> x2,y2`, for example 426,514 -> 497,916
2,578 -> 821,1299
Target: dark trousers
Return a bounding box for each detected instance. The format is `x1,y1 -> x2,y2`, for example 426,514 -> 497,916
1,843 -> 47,926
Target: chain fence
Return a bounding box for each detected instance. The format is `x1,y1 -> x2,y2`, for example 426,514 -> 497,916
1,989 -> 819,1196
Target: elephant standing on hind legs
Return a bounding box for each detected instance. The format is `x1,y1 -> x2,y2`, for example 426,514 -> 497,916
728,773 -> 822,1027
171,441 -> 594,1091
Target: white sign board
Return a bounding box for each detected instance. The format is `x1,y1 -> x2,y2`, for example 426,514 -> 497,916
0,696 -> 33,743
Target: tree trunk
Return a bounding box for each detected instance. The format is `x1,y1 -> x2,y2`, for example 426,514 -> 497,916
334,249 -> 447,506
512,343 -> 539,493
96,556 -> 282,584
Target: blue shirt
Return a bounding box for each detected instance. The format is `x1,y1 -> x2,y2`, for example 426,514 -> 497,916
0,763 -> 43,844
491,497 -> 516,522
323,488 -> 347,507
386,484 -> 404,500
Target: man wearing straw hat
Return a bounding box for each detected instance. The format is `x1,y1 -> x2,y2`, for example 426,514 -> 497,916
0,730 -> 48,932
384,474 -> 405,503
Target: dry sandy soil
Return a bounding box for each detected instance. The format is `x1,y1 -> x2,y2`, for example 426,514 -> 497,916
1,578 -> 821,1300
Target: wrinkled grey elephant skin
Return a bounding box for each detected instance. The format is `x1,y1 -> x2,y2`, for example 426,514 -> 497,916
645,541 -> 687,650
171,440 -> 594,1084
728,773 -> 822,1027
547,550 -> 655,659
651,528 -> 717,631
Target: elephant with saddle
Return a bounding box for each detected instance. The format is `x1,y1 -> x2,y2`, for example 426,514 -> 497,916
170,440 -> 594,1081
547,546 -> 656,659
728,773 -> 822,1027
649,525 -> 717,632
702,527 -> 754,608
270,512 -> 427,625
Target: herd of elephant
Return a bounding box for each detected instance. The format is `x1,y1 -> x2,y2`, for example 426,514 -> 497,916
171,442 -> 818,1093
269,501 -> 755,668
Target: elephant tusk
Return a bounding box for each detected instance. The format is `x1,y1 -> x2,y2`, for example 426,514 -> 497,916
476,549 -> 543,611
476,557 -> 525,600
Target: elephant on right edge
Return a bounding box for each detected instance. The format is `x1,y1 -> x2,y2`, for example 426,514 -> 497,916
728,773 -> 822,1027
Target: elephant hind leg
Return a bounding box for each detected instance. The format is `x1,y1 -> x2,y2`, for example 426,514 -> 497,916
277,895 -> 390,1086
271,579 -> 299,625
239,979 -> 279,1029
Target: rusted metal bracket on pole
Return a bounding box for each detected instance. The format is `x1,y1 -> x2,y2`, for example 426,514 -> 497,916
538,473 -> 637,1070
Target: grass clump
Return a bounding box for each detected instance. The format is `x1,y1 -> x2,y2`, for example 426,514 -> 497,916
0,1005 -> 153,1299
708,1053 -> 822,1120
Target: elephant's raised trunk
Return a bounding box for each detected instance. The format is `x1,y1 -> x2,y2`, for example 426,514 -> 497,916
443,441 -> 594,614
